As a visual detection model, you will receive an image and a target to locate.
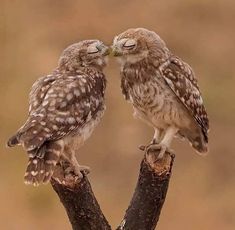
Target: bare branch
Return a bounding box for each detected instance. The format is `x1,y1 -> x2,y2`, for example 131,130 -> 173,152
51,151 -> 174,230
117,151 -> 174,230
51,163 -> 111,230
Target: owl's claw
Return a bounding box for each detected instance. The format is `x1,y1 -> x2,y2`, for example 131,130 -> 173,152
139,138 -> 159,152
73,165 -> 90,179
52,162 -> 90,185
146,143 -> 173,160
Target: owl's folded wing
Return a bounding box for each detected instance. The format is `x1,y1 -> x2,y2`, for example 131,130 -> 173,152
161,56 -> 209,142
7,72 -> 106,153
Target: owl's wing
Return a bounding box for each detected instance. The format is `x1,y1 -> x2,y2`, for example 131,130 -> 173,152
160,56 -> 209,142
28,74 -> 58,114
9,72 -> 106,153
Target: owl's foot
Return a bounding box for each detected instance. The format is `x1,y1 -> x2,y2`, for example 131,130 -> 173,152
70,164 -> 90,179
58,164 -> 90,185
139,138 -> 159,151
146,143 -> 174,160
52,162 -> 90,186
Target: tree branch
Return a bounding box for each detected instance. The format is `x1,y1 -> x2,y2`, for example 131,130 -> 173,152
51,151 -> 174,230
51,163 -> 111,230
117,151 -> 174,230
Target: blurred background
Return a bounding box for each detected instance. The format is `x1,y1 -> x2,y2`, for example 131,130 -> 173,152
1,0 -> 235,229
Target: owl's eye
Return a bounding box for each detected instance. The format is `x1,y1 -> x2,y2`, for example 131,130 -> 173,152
123,39 -> 136,49
87,46 -> 100,54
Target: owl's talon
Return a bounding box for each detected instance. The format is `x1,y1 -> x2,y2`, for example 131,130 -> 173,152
146,143 -> 173,160
139,138 -> 159,152
150,138 -> 158,145
74,165 -> 90,178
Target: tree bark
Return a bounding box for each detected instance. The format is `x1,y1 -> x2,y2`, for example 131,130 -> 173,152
117,152 -> 174,230
51,163 -> 111,230
51,151 -> 174,230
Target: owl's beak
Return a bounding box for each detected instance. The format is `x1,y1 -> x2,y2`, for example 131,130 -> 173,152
103,46 -> 111,56
110,45 -> 122,57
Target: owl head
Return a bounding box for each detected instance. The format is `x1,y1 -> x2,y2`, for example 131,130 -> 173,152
112,28 -> 170,64
58,40 -> 109,71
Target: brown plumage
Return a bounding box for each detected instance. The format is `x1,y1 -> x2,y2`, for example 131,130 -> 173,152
112,28 -> 209,158
7,40 -> 109,185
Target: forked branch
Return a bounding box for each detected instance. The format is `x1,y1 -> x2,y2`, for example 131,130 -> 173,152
51,151 -> 174,230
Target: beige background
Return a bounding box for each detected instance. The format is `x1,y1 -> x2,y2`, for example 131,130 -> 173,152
1,0 -> 235,229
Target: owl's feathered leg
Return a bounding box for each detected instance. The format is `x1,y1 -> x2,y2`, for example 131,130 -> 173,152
139,128 -> 162,151
61,147 -> 90,180
147,126 -> 178,159
69,154 -> 90,178
151,128 -> 161,144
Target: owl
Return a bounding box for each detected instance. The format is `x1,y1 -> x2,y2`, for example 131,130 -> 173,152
112,28 -> 209,158
7,40 -> 109,186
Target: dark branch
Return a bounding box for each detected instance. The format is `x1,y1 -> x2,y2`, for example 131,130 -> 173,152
116,151 -> 174,230
51,163 -> 111,230
51,151 -> 174,230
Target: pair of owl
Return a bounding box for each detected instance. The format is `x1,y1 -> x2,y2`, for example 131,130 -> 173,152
7,28 -> 209,186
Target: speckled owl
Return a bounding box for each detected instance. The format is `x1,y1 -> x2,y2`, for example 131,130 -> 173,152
112,28 -> 209,158
7,40 -> 109,186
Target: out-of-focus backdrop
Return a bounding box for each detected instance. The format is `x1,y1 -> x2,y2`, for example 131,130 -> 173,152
1,0 -> 235,229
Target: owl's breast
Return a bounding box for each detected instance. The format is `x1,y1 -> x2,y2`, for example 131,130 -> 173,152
64,107 -> 105,151
129,78 -> 169,113
128,78 -> 192,129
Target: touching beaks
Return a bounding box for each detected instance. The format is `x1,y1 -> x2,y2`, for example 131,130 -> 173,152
103,46 -> 111,56
110,45 -> 122,57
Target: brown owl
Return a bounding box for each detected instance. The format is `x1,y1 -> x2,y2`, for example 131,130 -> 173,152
112,28 -> 209,158
7,40 -> 109,186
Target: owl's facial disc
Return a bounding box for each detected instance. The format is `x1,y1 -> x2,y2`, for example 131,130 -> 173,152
112,38 -> 137,57
85,41 -> 109,68
122,39 -> 137,50
112,37 -> 149,64
87,42 -> 110,56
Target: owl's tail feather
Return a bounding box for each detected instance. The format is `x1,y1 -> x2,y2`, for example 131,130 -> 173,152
7,134 -> 20,147
24,142 -> 63,186
191,135 -> 208,155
